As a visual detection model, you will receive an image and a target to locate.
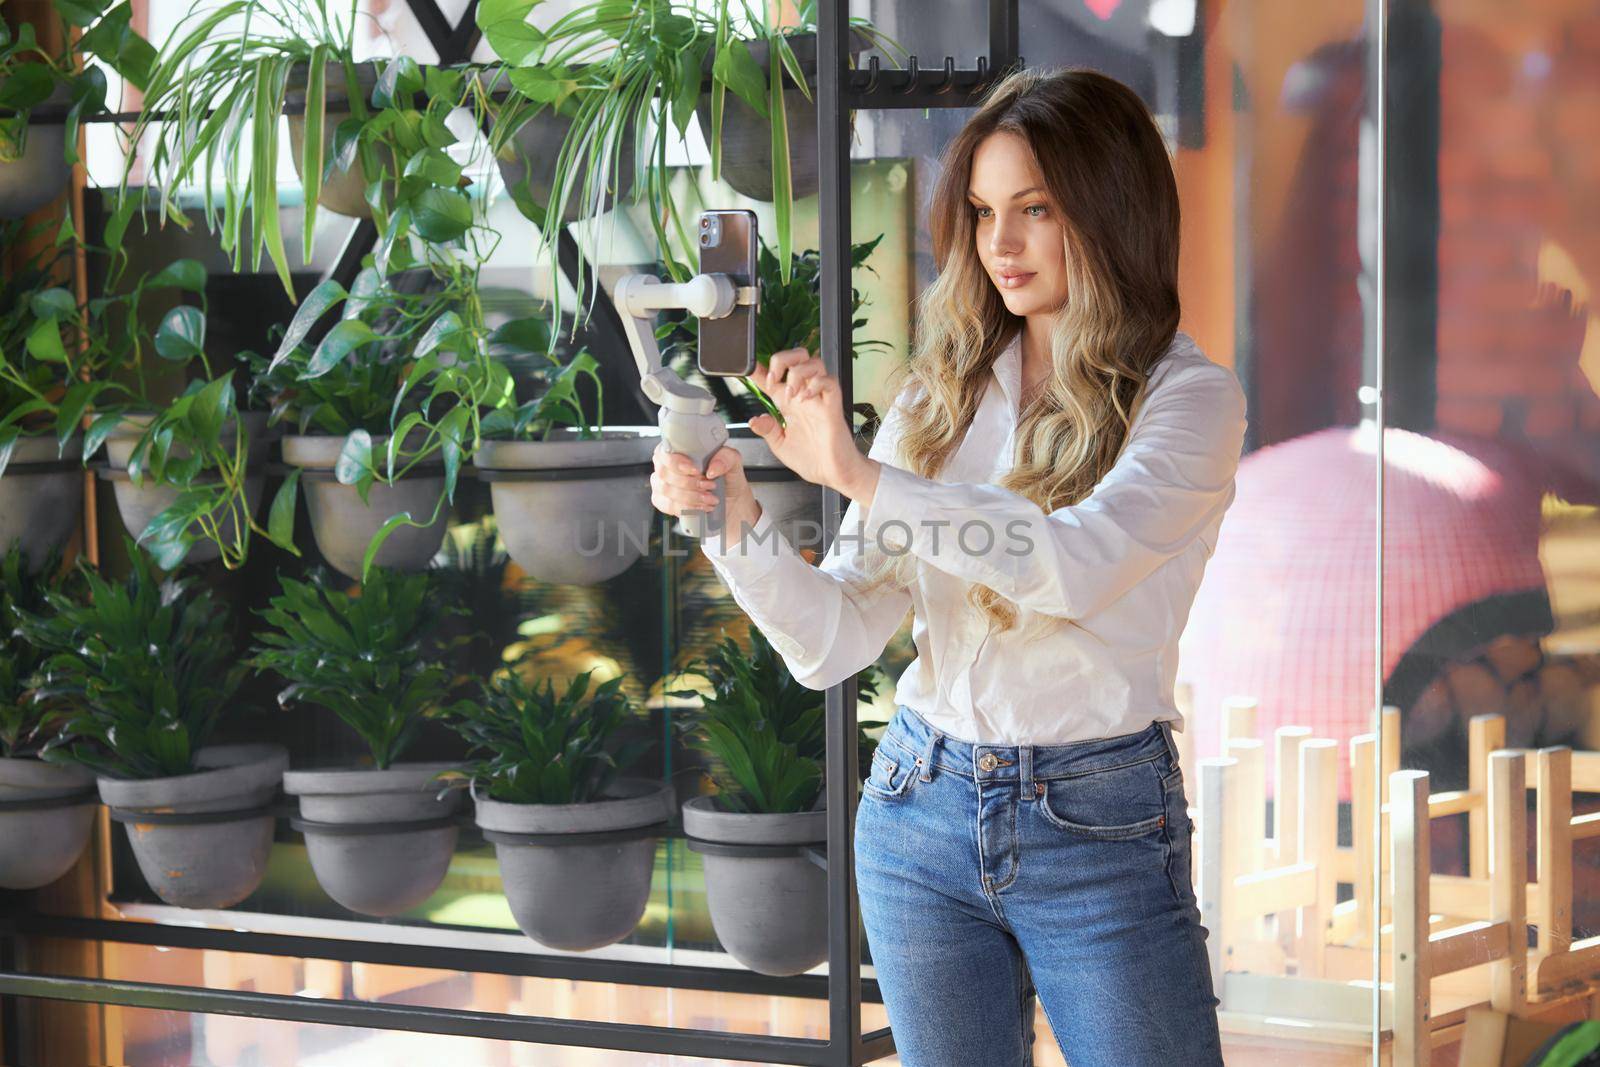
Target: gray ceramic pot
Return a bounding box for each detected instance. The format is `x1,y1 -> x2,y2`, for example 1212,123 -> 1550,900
281,431 -> 450,580
474,778 -> 672,950
101,411 -> 275,564
694,32 -> 869,202
285,61 -> 391,219
0,758 -> 97,890
472,428 -> 656,584
680,793 -> 828,976
96,743 -> 288,909
0,83 -> 72,218
477,69 -> 638,227
283,763 -> 462,918
0,433 -> 83,573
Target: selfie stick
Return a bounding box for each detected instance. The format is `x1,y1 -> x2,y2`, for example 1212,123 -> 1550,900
614,272 -> 758,539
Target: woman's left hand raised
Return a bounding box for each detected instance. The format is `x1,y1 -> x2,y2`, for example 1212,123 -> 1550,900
747,347 -> 877,498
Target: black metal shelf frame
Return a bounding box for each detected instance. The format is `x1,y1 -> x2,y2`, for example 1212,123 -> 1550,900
0,0 -> 1021,1062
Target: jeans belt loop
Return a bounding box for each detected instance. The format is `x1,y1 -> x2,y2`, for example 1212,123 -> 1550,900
918,728 -> 942,783
1159,720 -> 1180,766
1020,744 -> 1036,800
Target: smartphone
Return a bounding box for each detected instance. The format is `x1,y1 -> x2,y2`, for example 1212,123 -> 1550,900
696,209 -> 758,376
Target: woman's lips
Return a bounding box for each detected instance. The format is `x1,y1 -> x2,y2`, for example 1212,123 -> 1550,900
996,271 -> 1036,290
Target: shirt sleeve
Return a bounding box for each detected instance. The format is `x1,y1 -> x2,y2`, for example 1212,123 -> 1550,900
697,398 -> 915,691
859,362 -> 1248,620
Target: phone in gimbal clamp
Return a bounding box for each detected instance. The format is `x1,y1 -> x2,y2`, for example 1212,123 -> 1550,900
695,209 -> 758,378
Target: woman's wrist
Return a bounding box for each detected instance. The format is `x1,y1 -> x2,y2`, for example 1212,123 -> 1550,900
719,491 -> 763,547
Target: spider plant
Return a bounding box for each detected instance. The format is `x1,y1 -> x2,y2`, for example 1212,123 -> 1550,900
666,622 -> 884,814
249,565 -> 471,770
113,0 -> 392,297
11,539 -> 248,780
447,668 -> 650,806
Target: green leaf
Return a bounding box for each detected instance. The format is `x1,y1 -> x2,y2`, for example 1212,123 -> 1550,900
334,429 -> 373,485
266,468 -> 301,553
361,511 -> 415,583
306,320 -> 377,378
154,305 -> 206,361
25,319 -> 67,363
301,46 -> 329,262
185,377 -> 234,443
410,187 -> 473,242
270,278 -> 348,370
146,259 -> 207,292
77,2 -> 155,91
53,0 -> 111,28
29,288 -> 77,320
713,40 -> 768,119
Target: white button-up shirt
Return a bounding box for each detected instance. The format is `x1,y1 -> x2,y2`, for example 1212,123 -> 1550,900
697,329 -> 1248,745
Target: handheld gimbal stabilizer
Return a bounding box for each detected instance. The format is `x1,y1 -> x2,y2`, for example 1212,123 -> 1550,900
613,271 -> 759,540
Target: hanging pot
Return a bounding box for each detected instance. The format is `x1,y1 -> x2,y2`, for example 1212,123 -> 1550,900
281,429 -> 451,580
283,763 -> 462,917
471,428 -> 656,585
285,61 -> 393,220
477,70 -> 638,228
0,758 -> 97,890
0,433 -> 84,574
99,410 -> 276,565
474,777 -> 672,950
96,743 -> 288,910
695,31 -> 871,202
0,82 -> 72,219
681,793 -> 828,976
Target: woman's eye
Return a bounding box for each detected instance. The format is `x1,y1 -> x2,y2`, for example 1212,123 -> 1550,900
974,206 -> 991,219
1026,204 -> 1047,217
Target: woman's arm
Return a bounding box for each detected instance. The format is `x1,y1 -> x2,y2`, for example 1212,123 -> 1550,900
848,363 -> 1248,620
698,405 -> 914,691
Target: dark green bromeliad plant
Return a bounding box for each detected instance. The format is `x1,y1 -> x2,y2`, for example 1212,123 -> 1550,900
668,623 -> 884,815
447,668 -> 651,806
0,543 -> 81,760
11,539 -> 248,780
250,565 -> 468,770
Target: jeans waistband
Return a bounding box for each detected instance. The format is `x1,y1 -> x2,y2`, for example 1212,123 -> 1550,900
879,703 -> 1180,787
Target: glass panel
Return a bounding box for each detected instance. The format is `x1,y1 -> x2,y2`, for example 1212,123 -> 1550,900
1383,2 -> 1600,1062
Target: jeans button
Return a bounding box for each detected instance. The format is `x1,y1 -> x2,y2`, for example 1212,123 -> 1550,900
978,753 -> 999,772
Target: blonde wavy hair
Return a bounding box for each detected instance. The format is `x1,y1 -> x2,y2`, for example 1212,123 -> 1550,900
855,67 -> 1183,638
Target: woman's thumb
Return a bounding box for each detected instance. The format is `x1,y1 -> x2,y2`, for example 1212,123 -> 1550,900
750,413 -> 778,437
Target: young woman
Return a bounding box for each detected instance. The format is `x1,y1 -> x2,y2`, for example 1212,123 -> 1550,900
650,66 -> 1245,1067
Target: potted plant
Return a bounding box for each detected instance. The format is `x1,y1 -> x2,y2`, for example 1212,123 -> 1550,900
477,0 -> 896,325
10,540 -> 284,910
89,260 -> 284,568
252,566 -> 472,917
668,623 -> 882,976
258,269 -> 466,580
471,323 -> 658,585
448,667 -> 670,950
115,0 -> 397,296
1,4 -> 151,217
660,235 -> 886,555
0,233 -> 194,570
0,544 -> 96,890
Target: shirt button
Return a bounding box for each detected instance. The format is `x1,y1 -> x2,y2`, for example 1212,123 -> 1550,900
978,753 -> 999,772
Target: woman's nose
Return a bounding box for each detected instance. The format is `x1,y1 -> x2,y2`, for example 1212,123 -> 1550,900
989,214 -> 1023,257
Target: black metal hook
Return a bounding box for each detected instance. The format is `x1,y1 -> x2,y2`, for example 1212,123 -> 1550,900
859,53 -> 881,94
899,54 -> 921,94
931,56 -> 957,94
976,55 -> 990,87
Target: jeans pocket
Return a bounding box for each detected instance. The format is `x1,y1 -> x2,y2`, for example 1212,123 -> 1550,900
861,747 -> 915,801
1036,754 -> 1167,839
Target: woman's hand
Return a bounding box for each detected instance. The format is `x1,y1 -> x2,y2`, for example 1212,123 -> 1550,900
747,348 -> 877,498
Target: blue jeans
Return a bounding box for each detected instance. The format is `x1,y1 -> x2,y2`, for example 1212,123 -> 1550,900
854,703 -> 1223,1067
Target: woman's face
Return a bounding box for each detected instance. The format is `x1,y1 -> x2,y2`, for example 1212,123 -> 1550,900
968,130 -> 1070,317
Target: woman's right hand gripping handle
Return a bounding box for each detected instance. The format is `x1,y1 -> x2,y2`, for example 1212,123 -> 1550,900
651,442 -> 762,546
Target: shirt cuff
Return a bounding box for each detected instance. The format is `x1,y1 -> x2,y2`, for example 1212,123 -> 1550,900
698,499 -> 789,583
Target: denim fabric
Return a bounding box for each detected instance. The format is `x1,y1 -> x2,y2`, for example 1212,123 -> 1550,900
855,703 -> 1223,1067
